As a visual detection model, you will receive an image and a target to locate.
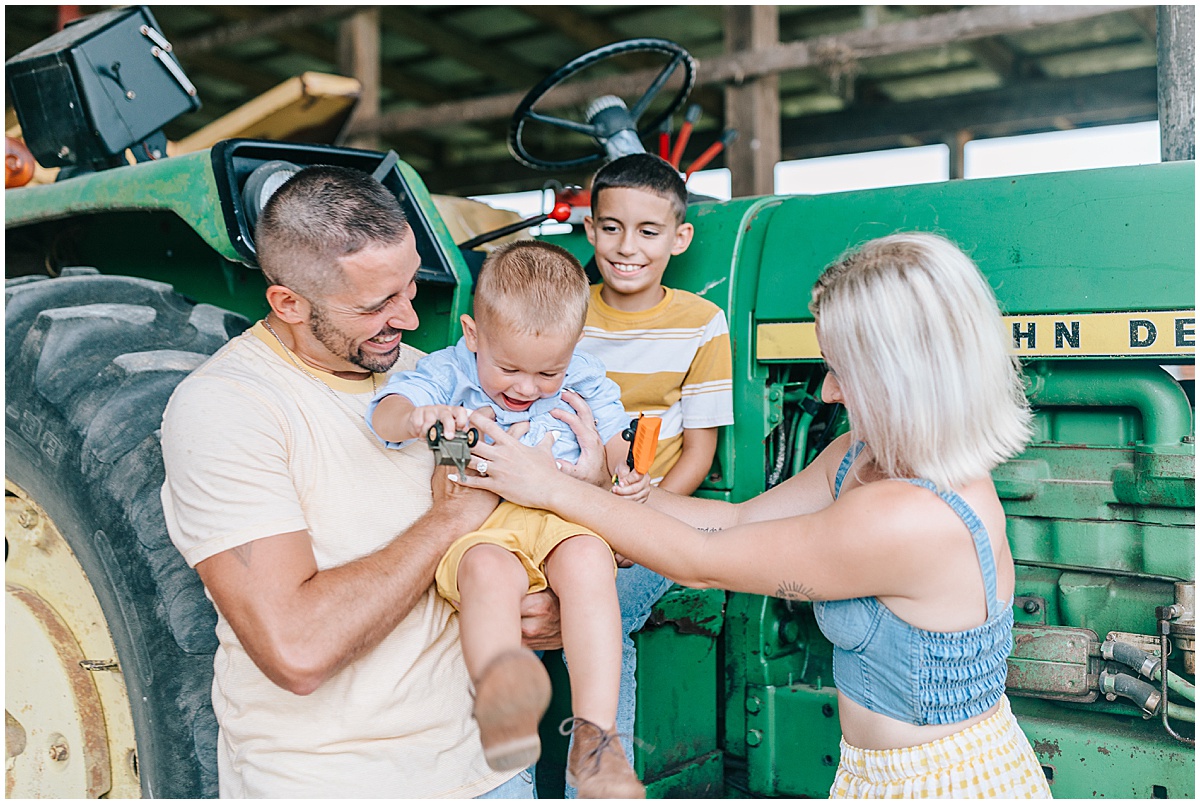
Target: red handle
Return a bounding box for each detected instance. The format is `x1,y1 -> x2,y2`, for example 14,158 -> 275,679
684,130 -> 738,181
548,202 -> 573,223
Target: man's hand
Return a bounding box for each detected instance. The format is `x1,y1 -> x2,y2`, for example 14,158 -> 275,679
431,463 -> 498,532
520,589 -> 563,650
549,389 -> 610,487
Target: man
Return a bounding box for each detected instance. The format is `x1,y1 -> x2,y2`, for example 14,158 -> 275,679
161,165 -> 570,797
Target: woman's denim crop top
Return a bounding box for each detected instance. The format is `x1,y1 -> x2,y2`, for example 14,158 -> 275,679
812,441 -> 1013,726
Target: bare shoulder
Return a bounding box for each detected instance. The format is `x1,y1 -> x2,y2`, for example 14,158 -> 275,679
835,474 -> 1009,568
832,477 -> 970,552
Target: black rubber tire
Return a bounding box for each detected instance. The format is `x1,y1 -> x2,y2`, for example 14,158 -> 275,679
4,272 -> 251,798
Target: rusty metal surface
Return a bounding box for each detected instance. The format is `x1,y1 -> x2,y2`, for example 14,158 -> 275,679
1007,624 -> 1100,702
5,483 -> 141,798
6,584 -> 112,797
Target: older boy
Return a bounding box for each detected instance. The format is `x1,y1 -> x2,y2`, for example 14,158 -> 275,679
581,153 -> 733,493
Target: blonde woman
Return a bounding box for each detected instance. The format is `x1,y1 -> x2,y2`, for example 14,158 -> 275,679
455,232 -> 1052,798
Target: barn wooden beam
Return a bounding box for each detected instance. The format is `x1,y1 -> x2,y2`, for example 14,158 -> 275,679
1157,4 -> 1195,161
778,67 -> 1157,160
379,7 -> 544,90
353,4 -> 1141,137
724,6 -> 780,197
514,5 -> 724,126
420,66 -> 1156,196
199,6 -> 451,108
338,9 -> 380,150
176,51 -> 282,98
175,6 -> 365,55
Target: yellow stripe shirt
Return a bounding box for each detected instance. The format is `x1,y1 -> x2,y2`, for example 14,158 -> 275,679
580,285 -> 734,481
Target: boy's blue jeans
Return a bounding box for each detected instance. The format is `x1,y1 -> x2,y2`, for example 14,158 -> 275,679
563,563 -> 674,798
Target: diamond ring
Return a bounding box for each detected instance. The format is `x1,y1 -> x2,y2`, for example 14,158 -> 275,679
476,459 -> 488,476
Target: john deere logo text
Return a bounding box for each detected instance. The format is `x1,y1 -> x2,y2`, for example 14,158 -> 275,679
755,310 -> 1195,361
1008,311 -> 1194,357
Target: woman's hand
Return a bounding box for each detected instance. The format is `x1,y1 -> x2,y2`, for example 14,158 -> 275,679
456,411 -> 571,510
550,389 -> 610,488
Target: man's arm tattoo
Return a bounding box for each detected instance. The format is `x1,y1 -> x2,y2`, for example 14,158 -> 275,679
231,542 -> 254,569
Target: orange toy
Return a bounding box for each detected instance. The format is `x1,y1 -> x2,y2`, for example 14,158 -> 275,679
622,414 -> 662,475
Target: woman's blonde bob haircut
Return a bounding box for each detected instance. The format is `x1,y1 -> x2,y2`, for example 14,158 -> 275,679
809,231 -> 1032,490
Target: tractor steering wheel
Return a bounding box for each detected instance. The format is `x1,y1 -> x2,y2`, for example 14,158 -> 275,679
508,38 -> 696,171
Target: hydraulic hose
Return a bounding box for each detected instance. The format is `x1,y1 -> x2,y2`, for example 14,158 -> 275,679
1100,639 -> 1196,702
1165,669 -> 1197,702
1099,669 -> 1162,715
1167,702 -> 1197,723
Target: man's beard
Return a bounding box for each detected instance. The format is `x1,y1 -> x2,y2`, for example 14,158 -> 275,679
309,303 -> 402,374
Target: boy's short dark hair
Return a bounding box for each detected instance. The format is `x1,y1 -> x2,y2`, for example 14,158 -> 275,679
591,153 -> 688,225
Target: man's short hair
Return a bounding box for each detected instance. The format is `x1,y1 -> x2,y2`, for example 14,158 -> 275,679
255,165 -> 409,298
473,240 -> 589,337
809,231 -> 1032,490
590,153 -> 688,226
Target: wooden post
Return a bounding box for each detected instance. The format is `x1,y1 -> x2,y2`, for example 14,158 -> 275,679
724,6 -> 781,197
338,9 -> 381,151
1157,5 -> 1195,161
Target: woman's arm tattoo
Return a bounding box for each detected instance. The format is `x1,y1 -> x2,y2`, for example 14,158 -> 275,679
777,580 -> 822,602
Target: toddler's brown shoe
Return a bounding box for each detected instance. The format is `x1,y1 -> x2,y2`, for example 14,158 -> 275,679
472,649 -> 552,771
561,717 -> 646,798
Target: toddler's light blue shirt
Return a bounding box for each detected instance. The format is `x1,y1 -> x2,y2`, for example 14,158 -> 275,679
366,337 -> 629,463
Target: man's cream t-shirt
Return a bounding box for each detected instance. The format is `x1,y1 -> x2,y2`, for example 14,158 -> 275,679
161,323 -> 513,798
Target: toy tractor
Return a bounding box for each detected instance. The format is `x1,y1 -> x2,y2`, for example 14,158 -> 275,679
6,8 -> 1194,798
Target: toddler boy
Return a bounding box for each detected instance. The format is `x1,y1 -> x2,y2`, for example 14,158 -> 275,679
367,240 -> 647,799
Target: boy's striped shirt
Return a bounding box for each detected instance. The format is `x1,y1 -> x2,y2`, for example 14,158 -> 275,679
580,285 -> 734,482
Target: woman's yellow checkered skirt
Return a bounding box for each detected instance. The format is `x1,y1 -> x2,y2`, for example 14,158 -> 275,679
830,696 -> 1052,798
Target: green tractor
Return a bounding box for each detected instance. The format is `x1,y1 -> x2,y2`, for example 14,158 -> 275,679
5,9 -> 1194,798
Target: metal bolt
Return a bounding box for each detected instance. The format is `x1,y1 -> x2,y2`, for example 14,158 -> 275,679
49,741 -> 69,762
80,658 -> 119,672
17,507 -> 38,529
125,90 -> 136,100
746,729 -> 763,747
1023,600 -> 1041,614
1105,692 -> 1117,702
822,704 -> 835,718
780,619 -> 800,644
745,695 -> 761,714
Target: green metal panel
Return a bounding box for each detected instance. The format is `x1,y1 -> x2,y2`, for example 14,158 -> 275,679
5,151 -> 241,261
743,683 -> 840,797
535,586 -> 725,799
1012,697 -> 1196,798
753,162 -> 1195,323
